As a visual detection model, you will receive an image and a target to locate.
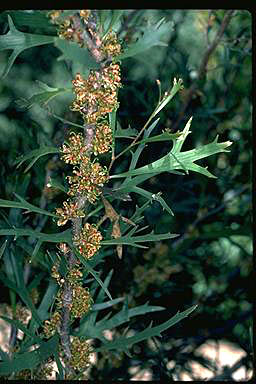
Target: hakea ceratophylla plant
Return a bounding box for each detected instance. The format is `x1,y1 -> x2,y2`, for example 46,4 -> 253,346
0,9 -> 233,380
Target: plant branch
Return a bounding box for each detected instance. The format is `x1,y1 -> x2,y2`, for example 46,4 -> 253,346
172,10 -> 235,131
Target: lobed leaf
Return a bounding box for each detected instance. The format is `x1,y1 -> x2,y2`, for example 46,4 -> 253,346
0,194 -> 57,218
0,15 -> 55,78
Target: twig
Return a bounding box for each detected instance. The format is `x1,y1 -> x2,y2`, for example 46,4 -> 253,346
172,10 -> 235,132
210,356 -> 250,381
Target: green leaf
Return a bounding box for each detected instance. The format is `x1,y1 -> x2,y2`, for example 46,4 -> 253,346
54,37 -> 100,69
28,281 -> 58,335
14,146 -> 59,172
95,304 -> 198,352
0,228 -> 72,244
120,118 -> 160,191
136,130 -> 182,146
103,10 -> 124,36
16,85 -> 70,110
0,194 -> 57,218
0,334 -> 59,375
152,78 -> 183,118
115,126 -> 137,139
0,15 -> 55,78
74,249 -> 113,301
0,11 -> 57,34
101,231 -> 179,247
117,18 -> 173,60
76,300 -> 165,340
132,186 -> 174,216
0,272 -> 43,326
111,118 -> 232,179
0,316 -> 42,343
92,297 -> 125,311
0,240 -> 8,259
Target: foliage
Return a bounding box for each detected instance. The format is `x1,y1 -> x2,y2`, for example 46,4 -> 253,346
0,9 -> 252,380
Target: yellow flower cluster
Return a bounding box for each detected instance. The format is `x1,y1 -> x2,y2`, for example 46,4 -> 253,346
93,122 -> 113,155
60,132 -> 88,165
101,31 -> 122,57
69,337 -> 91,371
71,63 -> 121,124
67,161 -> 108,204
48,10 -> 90,46
71,286 -> 93,318
43,311 -> 62,338
73,223 -> 102,259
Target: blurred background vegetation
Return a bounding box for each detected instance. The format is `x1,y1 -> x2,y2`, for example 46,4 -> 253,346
0,9 -> 252,380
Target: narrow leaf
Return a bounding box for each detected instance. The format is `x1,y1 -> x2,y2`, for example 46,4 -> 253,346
0,195 -> 57,218
95,304 -> 198,352
14,146 -> 59,171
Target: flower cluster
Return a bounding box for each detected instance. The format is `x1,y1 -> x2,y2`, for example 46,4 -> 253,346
71,63 -> 121,123
71,286 -> 93,318
73,223 -> 102,259
67,161 -> 108,204
48,10 -> 123,370
49,10 -> 90,46
60,132 -> 88,165
56,200 -> 85,226
93,121 -> 113,155
101,31 -> 122,57
69,337 -> 92,371
43,311 -> 62,338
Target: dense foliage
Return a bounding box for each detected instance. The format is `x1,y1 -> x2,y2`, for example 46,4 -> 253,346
0,9 -> 252,380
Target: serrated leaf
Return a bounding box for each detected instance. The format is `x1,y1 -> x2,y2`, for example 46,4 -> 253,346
115,126 -> 137,138
0,15 -> 55,78
76,300 -> 165,340
95,304 -> 198,352
118,18 -> 173,60
0,315 -> 41,343
136,130 -> 182,145
0,271 -> 43,326
73,249 -> 112,301
92,297 -> 125,311
152,78 -> 183,117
